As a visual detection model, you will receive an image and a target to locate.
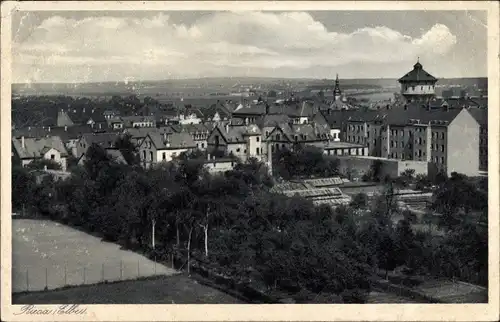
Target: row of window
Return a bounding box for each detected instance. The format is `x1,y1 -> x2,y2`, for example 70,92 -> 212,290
430,144 -> 446,152
431,132 -> 446,140
433,156 -> 446,164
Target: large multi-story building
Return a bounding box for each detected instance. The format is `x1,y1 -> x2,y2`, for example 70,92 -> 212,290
468,108 -> 488,172
344,106 -> 480,176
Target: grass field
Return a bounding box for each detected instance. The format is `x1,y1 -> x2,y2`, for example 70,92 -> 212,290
12,275 -> 243,304
12,219 -> 177,293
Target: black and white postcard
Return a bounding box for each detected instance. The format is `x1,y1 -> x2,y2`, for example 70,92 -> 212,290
1,1 -> 499,321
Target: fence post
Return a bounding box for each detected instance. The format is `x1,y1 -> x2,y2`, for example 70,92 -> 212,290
45,267 -> 48,290
101,263 -> 105,282
120,260 -> 123,280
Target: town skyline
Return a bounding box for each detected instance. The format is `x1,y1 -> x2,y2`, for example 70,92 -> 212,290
12,10 -> 487,83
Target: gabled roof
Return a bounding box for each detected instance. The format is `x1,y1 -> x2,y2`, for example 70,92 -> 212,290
270,122 -> 331,142
398,61 -> 437,83
12,136 -> 69,159
215,124 -> 262,144
81,132 -> 120,147
147,132 -> 196,150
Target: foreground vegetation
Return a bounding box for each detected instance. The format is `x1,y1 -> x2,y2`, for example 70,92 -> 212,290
12,143 -> 488,303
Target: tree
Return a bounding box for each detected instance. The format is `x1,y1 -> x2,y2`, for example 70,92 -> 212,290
398,168 -> 415,187
26,159 -> 62,170
12,166 -> 36,212
114,134 -> 140,165
369,160 -> 383,182
350,193 -> 368,209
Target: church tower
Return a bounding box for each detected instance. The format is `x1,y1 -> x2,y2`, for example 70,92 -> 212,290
333,74 -> 342,101
398,58 -> 438,103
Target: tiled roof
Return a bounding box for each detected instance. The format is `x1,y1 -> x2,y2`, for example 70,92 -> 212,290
273,123 -> 330,142
321,105 -> 466,127
468,108 -> 487,126
12,125 -> 97,141
121,115 -> 156,125
217,124 -> 262,143
81,132 -> 120,147
12,136 -> 69,159
171,123 -> 210,134
124,126 -> 174,139
257,114 -> 291,128
148,132 -> 196,150
398,61 -> 437,83
66,108 -> 106,125
385,106 -> 463,125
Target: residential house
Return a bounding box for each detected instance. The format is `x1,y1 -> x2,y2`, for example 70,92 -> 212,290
207,124 -> 263,162
170,123 -> 211,151
138,132 -> 196,168
103,109 -> 120,120
78,148 -> 128,166
178,112 -> 203,125
66,107 -> 108,129
106,116 -> 124,130
12,136 -> 69,171
13,124 -> 96,158
75,132 -> 120,160
121,115 -> 156,128
124,126 -> 174,147
264,122 -> 332,156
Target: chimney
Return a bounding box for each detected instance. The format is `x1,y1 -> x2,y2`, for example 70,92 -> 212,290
225,123 -> 229,133
207,153 -> 211,160
44,165 -> 48,171
99,123 -> 102,129
83,107 -> 85,113
21,136 -> 25,149
48,126 -> 51,132
64,125 -> 68,131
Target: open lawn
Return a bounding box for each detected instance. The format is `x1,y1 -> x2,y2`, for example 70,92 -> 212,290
12,219 -> 177,292
12,275 -> 244,304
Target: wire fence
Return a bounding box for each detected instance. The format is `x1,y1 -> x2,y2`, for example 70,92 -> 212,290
12,259 -> 173,293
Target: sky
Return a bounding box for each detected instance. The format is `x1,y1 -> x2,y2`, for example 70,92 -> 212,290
11,10 -> 488,83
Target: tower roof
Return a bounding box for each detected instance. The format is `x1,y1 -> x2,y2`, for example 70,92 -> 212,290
398,60 -> 437,83
333,74 -> 342,98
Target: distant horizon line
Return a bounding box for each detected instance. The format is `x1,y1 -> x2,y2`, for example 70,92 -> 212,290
12,75 -> 488,86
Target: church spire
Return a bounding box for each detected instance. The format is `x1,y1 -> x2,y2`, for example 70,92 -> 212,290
333,74 -> 342,100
